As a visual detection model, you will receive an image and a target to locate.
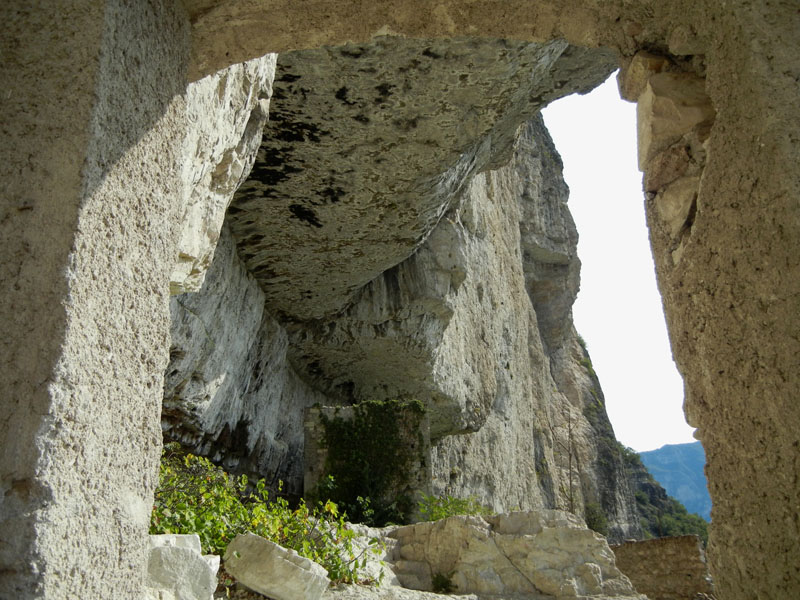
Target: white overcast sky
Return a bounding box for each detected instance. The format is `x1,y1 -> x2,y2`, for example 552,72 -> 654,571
541,73 -> 697,452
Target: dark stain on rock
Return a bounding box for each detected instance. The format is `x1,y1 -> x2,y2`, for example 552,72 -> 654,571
216,419 -> 251,460
289,203 -> 323,228
269,112 -> 327,143
277,72 -> 301,83
321,186 -> 345,204
393,117 -> 419,132
248,160 -> 303,187
335,86 -> 357,106
374,82 -> 395,104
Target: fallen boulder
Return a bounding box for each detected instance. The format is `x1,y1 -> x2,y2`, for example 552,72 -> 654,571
224,533 -> 330,600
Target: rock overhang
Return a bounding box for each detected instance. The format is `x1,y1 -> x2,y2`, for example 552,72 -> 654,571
226,36 -> 617,322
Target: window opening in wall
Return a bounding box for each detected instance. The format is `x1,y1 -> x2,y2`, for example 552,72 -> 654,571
542,73 -> 696,454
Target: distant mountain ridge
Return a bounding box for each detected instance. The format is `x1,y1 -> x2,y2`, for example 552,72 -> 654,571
639,441 -> 711,521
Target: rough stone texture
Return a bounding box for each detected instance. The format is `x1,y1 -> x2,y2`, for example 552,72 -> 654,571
224,533 -> 330,600
617,51 -> 669,102
286,117 -> 644,539
182,6 -> 800,593
385,511 -> 642,598
171,55 -> 277,295
1,1 -> 190,597
421,121 -> 643,540
636,73 -> 715,170
164,226 -> 326,498
228,37 -> 615,321
319,514 -> 645,600
146,534 -> 220,600
169,47 -> 643,540
611,536 -> 714,600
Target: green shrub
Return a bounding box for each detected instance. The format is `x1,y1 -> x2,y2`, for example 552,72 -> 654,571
417,494 -> 492,521
150,444 -> 382,584
656,499 -> 709,543
583,502 -> 609,537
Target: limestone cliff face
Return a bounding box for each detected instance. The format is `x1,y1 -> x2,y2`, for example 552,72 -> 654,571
164,39 -> 645,539
164,227 -> 326,498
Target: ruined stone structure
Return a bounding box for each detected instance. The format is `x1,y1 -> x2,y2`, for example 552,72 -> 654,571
612,536 -> 714,600
1,2 -> 798,599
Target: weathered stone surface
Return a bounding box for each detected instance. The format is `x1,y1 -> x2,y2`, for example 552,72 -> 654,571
387,512 -> 642,598
654,176 -> 700,240
0,2 -> 190,597
170,55 -> 276,295
636,72 -> 715,169
224,533 -> 330,600
146,534 -> 219,600
164,226 -> 326,496
611,536 -> 714,600
228,37 -> 615,321
617,51 -> 669,102
290,117 -> 644,540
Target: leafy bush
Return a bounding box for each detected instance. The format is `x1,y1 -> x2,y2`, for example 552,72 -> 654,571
150,444 -> 382,584
417,494 -> 492,521
584,502 -> 609,537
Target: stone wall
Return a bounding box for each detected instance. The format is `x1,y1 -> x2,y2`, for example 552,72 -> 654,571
612,536 -> 714,600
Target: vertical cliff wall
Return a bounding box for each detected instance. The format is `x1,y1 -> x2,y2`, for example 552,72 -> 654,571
163,55 -> 648,539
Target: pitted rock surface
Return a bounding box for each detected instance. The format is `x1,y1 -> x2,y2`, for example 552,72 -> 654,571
227,37 -> 615,321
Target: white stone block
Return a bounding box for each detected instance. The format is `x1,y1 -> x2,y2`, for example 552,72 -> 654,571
224,533 -> 330,600
146,537 -> 219,600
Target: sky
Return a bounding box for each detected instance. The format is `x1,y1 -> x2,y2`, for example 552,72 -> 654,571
541,73 -> 697,452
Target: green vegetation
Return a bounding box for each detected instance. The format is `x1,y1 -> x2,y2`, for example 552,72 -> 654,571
619,443 -> 709,544
432,571 -> 455,594
150,443 -> 382,584
317,399 -> 426,526
579,357 -> 597,379
417,493 -> 492,521
634,490 -> 709,543
583,502 -> 608,537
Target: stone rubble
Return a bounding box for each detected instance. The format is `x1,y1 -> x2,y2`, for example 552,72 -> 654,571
327,511 -> 646,600
145,534 -> 220,600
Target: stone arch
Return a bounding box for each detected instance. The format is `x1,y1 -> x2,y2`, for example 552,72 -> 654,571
1,2 -> 798,599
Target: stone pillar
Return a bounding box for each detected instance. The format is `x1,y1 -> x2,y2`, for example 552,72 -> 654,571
624,6 -> 800,597
0,1 -> 189,597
